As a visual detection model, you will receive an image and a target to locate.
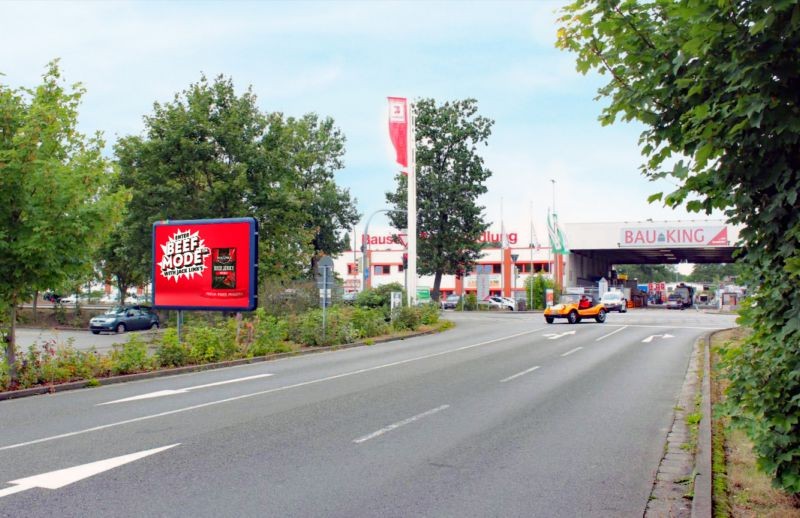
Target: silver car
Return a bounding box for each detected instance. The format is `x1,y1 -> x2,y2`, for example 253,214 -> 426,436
600,291 -> 627,313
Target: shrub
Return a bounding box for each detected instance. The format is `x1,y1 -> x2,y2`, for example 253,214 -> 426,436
110,335 -> 153,375
394,306 -> 420,331
350,306 -> 390,338
464,293 -> 477,310
247,308 -> 291,357
418,303 -> 440,325
155,328 -> 191,367
185,322 -> 238,364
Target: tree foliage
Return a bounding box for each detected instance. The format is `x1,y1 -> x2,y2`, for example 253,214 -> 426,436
0,61 -> 123,380
558,0 -> 800,492
385,98 -> 493,301
114,75 -> 358,283
615,263 -> 680,283
686,262 -> 742,284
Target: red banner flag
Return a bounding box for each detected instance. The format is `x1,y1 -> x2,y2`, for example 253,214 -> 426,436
388,97 -> 408,170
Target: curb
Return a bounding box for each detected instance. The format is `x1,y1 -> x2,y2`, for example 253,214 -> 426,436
691,333 -> 714,518
0,326 -> 443,402
645,332 -> 714,517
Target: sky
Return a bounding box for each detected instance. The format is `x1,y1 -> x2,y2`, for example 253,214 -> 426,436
1,0 -> 722,248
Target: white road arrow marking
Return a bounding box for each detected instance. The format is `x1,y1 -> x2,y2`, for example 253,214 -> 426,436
642,333 -> 675,343
542,330 -> 577,340
98,374 -> 273,405
0,444 -> 179,499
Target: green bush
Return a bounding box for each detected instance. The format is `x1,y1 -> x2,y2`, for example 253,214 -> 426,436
350,306 -> 390,338
355,282 -> 404,318
394,306 -> 420,331
110,335 -> 153,375
185,321 -> 238,364
523,275 -> 560,310
463,293 -> 477,310
418,303 -> 440,325
155,328 -> 191,367
247,308 -> 291,357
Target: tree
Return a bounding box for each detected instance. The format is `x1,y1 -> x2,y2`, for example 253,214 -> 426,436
0,62 -> 123,382
97,220 -> 148,304
114,75 -> 358,284
686,262 -> 742,284
386,98 -> 494,301
615,264 -> 679,283
558,0 -> 800,492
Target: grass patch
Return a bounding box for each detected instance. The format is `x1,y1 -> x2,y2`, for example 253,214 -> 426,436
710,328 -> 800,517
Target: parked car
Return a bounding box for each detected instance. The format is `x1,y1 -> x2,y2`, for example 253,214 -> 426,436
479,296 -> 516,311
666,293 -> 685,310
600,290 -> 627,313
43,292 -> 63,303
89,305 -> 160,334
441,294 -> 462,309
544,293 -> 606,324
342,291 -> 358,304
59,294 -> 80,305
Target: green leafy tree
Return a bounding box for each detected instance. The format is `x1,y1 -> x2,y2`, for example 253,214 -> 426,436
115,75 -> 358,284
615,264 -> 680,284
558,0 -> 800,491
386,98 -> 493,301
686,262 -> 742,284
97,220 -> 148,304
0,62 -> 123,382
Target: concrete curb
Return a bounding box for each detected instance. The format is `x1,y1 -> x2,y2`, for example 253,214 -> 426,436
645,331 -> 719,517
691,333 -> 714,518
0,326 -> 443,401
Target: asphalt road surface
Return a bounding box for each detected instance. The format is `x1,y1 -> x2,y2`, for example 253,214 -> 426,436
0,309 -> 737,517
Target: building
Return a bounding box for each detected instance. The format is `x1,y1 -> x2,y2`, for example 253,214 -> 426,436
332,226 -> 555,299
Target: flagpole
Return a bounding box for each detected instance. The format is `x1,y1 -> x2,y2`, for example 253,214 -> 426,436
407,101 -> 417,306
529,201 -> 534,307
500,198 -> 505,295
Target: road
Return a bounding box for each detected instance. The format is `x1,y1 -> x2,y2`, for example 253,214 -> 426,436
0,309 -> 736,517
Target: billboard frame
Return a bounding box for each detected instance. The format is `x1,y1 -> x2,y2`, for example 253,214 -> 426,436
152,217 -> 258,312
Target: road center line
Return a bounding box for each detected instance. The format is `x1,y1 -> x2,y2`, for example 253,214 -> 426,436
500,366 -> 541,383
0,327 -> 545,452
595,326 -> 628,342
561,347 -> 583,357
353,405 -> 450,444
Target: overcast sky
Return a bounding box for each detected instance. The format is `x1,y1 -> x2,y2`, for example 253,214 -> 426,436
1,0 -> 722,244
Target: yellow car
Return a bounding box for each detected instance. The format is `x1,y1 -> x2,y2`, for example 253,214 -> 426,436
544,293 -> 607,324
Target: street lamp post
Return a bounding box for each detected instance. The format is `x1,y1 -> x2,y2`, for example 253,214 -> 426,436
361,208 -> 407,293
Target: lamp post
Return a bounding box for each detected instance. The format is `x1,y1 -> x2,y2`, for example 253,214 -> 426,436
361,208 -> 407,293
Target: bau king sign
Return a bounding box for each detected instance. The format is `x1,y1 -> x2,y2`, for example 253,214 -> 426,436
152,217 -> 258,311
620,225 -> 729,248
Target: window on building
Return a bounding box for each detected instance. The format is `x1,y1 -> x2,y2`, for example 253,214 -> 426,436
492,264 -> 502,274
374,265 -> 388,275
347,263 -> 358,275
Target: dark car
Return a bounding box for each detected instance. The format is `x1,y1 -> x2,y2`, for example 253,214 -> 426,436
441,294 -> 462,309
89,305 -> 160,334
43,292 -> 63,303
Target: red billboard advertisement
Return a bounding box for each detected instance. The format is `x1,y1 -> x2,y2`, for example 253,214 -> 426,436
152,218 -> 258,311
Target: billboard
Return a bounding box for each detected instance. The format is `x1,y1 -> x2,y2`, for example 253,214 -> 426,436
152,218 -> 258,311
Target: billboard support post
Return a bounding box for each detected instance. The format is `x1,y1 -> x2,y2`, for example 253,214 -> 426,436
322,266 -> 328,341
177,310 -> 184,344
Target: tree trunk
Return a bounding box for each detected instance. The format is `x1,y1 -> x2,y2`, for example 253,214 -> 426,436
432,272 -> 443,302
5,300 -> 18,386
32,289 -> 39,323
117,279 -> 130,304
